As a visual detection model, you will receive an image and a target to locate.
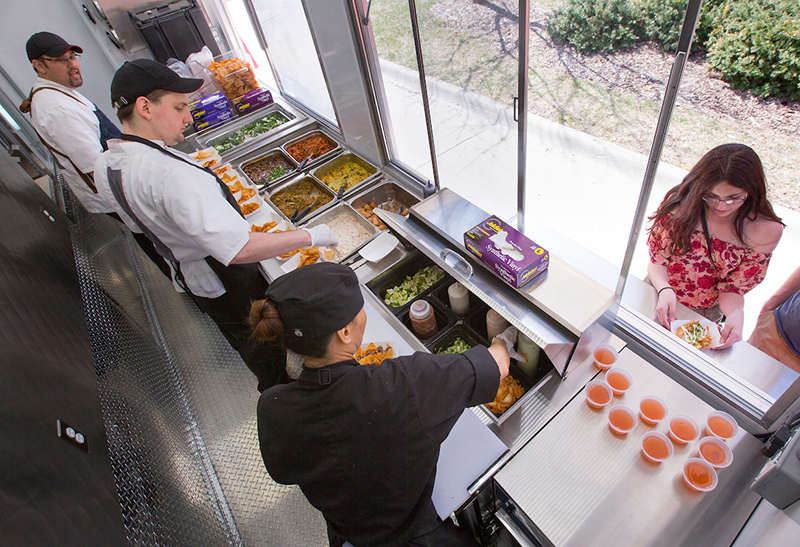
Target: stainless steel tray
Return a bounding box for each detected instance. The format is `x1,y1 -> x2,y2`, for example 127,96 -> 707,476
349,180 -> 419,228
265,175 -> 337,224
281,129 -> 342,170
303,202 -> 378,261
312,152 -> 380,199
234,147 -> 299,189
194,104 -> 299,156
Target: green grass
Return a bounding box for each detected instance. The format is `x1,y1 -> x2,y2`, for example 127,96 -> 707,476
370,0 -> 800,211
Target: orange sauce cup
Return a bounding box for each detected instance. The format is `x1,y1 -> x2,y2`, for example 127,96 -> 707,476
605,367 -> 632,396
593,344 -> 618,370
669,414 -> 700,444
698,436 -> 733,469
639,396 -> 667,425
608,405 -> 637,435
585,380 -> 613,409
641,431 -> 674,463
683,458 -> 718,492
706,411 -> 738,440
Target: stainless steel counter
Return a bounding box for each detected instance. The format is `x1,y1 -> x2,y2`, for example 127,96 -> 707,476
494,348 -> 765,547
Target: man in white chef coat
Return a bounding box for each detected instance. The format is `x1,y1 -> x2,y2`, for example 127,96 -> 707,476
94,59 -> 338,391
22,31 -> 170,277
21,31 -> 120,212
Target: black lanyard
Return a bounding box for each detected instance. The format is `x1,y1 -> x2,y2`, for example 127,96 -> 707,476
700,208 -> 719,275
119,133 -> 244,218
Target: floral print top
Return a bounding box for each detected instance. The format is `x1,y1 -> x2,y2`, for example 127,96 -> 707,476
648,215 -> 772,309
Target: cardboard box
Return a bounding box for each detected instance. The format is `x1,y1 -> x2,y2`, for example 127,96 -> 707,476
232,88 -> 273,116
192,108 -> 235,132
464,216 -> 549,288
189,91 -> 231,121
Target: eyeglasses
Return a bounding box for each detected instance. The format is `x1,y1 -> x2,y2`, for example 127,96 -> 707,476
702,195 -> 747,205
40,54 -> 81,64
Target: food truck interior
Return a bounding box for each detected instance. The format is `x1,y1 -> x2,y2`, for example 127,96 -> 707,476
2,0 -> 800,545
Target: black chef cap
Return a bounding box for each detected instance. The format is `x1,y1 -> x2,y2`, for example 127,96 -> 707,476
265,262 -> 364,343
111,59 -> 203,109
27,32 -> 82,61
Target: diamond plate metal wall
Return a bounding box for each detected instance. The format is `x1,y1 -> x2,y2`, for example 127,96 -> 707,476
0,151 -> 127,546
64,169 -> 327,545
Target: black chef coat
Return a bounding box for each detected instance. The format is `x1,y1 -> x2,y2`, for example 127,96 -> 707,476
257,346 -> 500,547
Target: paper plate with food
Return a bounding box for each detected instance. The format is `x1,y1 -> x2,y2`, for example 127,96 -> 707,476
355,342 -> 396,366
671,319 -> 721,349
280,246 -> 336,272
239,196 -> 265,218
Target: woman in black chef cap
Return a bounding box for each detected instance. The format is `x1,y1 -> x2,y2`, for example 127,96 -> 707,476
249,262 -> 511,547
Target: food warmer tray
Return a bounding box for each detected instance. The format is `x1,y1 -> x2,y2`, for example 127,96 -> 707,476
280,129 -> 342,171
234,147 -> 299,190
303,202 -> 378,262
265,175 -> 337,225
311,152 -> 381,200
192,101 -> 305,156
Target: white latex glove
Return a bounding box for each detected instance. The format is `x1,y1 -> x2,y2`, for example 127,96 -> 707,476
493,326 -> 527,362
304,225 -> 338,248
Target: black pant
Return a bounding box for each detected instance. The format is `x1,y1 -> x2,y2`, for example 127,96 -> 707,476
192,288 -> 288,392
106,212 -> 171,279
194,258 -> 288,392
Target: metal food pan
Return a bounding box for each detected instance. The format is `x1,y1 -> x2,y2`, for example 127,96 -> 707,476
312,152 -> 380,199
196,104 -> 296,155
365,251 -> 450,315
349,180 -> 420,220
235,148 -> 299,189
399,298 -> 456,345
266,175 -> 336,224
302,203 -> 378,262
281,129 -> 342,170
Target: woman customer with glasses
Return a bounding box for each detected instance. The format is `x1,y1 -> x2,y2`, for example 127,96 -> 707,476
647,143 -> 784,348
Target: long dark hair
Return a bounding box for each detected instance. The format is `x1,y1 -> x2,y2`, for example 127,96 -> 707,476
648,143 -> 783,255
248,299 -> 333,359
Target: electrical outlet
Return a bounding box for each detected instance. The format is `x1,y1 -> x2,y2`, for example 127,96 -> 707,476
56,420 -> 89,453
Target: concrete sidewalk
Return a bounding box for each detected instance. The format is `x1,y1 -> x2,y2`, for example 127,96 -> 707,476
379,59 -> 800,336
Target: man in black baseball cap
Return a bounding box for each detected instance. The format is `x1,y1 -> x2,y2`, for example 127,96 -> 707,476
26,31 -> 83,64
93,58 -> 338,392
110,59 -> 203,110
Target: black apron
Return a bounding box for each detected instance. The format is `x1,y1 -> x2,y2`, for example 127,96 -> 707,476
93,106 -> 122,151
109,134 -> 286,391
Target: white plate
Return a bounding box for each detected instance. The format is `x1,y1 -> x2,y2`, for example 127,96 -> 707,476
671,318 -> 721,348
359,232 -> 399,263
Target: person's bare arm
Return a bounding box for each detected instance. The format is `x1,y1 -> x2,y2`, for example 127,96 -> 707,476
762,266 -> 800,313
487,340 -> 510,379
229,230 -> 311,264
716,292 -> 745,348
648,261 -> 676,328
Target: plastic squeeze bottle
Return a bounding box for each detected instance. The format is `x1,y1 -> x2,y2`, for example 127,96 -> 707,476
486,309 -> 508,340
448,282 -> 470,315
409,300 -> 437,338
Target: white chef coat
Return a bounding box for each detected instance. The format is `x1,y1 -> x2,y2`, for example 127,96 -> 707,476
94,139 -> 251,298
29,78 -> 114,213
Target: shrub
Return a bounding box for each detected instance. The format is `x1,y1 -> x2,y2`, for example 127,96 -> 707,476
706,0 -> 800,101
548,0 -> 642,54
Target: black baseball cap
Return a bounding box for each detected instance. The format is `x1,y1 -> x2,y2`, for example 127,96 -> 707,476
265,262 -> 364,343
111,59 -> 203,109
26,32 -> 82,61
